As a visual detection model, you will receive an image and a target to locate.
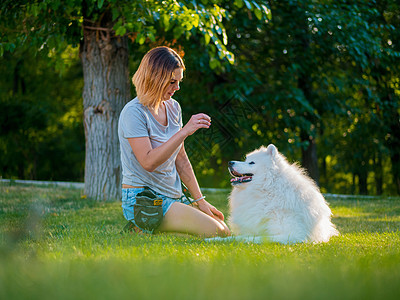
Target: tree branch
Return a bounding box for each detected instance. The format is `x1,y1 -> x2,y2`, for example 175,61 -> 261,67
83,26 -> 112,32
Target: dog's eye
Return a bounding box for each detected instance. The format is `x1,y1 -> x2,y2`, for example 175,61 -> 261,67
249,161 -> 255,165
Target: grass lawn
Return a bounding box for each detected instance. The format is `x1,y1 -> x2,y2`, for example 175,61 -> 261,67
1,183 -> 400,300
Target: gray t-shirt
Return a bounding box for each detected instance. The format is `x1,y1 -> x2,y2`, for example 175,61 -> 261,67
118,97 -> 183,198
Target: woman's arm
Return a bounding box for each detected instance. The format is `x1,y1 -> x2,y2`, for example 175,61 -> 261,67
129,113 -> 211,172
175,144 -> 225,221
175,144 -> 202,199
128,129 -> 186,172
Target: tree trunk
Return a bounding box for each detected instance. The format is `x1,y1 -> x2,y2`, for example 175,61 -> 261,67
300,133 -> 320,186
357,171 -> 368,195
80,29 -> 130,201
351,173 -> 356,195
297,59 -> 319,185
387,109 -> 400,195
390,141 -> 400,195
374,151 -> 383,195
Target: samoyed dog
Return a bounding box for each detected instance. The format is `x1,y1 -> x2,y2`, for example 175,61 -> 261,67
209,144 -> 338,244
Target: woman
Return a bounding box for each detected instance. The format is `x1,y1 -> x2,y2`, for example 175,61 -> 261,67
118,46 -> 230,237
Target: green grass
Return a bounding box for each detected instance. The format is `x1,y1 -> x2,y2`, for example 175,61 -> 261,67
1,183 -> 400,300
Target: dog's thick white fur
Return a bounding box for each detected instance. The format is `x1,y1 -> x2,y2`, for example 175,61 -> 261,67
208,144 -> 338,244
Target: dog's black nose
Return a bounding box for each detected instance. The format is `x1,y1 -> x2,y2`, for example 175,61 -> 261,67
228,161 -> 234,167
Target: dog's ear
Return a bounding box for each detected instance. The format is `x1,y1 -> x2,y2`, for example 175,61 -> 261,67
266,144 -> 278,157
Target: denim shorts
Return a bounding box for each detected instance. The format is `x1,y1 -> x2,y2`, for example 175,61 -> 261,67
121,187 -> 192,233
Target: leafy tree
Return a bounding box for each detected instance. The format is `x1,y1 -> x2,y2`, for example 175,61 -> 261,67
318,0 -> 400,194
0,48 -> 84,181
177,0 -> 400,195
215,0 -> 399,194
1,0 -> 271,200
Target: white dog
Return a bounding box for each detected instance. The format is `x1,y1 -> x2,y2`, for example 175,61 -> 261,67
209,144 -> 338,244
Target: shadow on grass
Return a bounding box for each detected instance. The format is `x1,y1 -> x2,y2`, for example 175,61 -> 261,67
0,183 -> 109,214
0,183 -> 118,251
2,184 -> 400,249
328,197 -> 400,234
334,216 -> 400,234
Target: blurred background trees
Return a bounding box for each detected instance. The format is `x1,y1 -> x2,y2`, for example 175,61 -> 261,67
1,0 -> 399,196
1,0 -> 270,200
0,47 -> 84,182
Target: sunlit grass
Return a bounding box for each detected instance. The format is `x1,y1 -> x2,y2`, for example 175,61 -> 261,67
1,183 -> 400,299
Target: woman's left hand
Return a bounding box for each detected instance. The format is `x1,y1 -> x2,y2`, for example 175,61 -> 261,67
197,200 -> 224,221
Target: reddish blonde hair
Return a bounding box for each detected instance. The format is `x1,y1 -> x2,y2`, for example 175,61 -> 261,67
132,46 -> 185,111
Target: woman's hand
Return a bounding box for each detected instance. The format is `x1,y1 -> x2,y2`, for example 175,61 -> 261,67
182,113 -> 211,136
197,199 -> 225,221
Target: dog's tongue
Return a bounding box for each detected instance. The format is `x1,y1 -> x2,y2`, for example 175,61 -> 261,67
230,176 -> 252,185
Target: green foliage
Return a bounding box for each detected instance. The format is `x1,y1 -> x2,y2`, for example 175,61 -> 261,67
0,0 -> 273,196
0,0 -> 272,69
1,184 -> 400,299
1,0 -> 399,195
0,48 -> 84,181
178,0 -> 400,194
110,0 -> 271,66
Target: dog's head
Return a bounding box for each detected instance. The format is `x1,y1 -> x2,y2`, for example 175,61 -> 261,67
228,144 -> 280,186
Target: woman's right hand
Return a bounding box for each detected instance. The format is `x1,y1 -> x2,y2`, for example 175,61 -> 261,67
182,113 -> 211,136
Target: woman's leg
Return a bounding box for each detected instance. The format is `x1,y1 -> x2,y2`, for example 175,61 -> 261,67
156,202 -> 231,238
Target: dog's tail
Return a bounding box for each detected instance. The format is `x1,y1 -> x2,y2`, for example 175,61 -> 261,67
310,218 -> 339,243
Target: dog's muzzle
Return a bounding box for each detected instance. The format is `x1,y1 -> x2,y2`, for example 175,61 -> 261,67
228,163 -> 253,185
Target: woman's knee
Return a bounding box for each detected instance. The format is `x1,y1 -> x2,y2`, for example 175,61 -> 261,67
160,202 -> 231,237
209,219 -> 231,238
